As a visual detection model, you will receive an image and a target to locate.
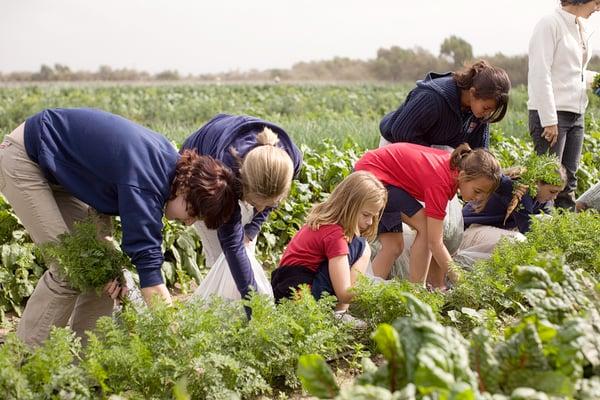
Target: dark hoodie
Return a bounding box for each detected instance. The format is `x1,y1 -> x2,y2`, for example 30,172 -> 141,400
380,73 -> 490,149
182,114 -> 302,300
463,175 -> 552,234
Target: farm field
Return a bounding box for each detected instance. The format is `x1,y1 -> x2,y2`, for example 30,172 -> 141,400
0,83 -> 599,399
1,82 -> 579,148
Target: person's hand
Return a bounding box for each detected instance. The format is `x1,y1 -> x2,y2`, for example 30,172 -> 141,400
243,235 -> 252,247
541,125 -> 559,147
103,278 -> 128,302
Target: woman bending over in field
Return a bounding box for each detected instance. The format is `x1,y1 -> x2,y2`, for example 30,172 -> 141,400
182,114 -> 302,302
0,108 -> 237,346
271,171 -> 386,315
354,143 -> 501,290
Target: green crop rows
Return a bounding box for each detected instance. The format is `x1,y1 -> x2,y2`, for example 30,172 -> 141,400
0,84 -> 599,399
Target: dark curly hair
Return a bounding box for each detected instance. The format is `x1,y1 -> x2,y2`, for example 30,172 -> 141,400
170,150 -> 240,229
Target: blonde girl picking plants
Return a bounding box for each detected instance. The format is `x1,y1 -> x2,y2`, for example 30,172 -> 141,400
271,171 -> 386,313
182,114 -> 302,304
355,142 -> 501,290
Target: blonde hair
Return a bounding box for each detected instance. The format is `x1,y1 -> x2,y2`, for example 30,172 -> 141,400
239,127 -> 295,203
306,171 -> 387,241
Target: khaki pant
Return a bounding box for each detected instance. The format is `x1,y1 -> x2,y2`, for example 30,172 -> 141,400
453,224 -> 526,268
0,123 -> 114,347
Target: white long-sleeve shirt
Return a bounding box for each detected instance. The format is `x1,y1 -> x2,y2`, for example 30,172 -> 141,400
527,7 -> 594,127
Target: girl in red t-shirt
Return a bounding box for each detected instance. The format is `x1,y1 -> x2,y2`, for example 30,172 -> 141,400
354,142 -> 501,290
271,171 -> 387,311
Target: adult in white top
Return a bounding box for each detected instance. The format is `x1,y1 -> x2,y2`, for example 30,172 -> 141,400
527,0 -> 600,210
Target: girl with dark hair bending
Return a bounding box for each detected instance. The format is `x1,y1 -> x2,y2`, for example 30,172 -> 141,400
380,60 -> 511,149
0,108 -> 238,347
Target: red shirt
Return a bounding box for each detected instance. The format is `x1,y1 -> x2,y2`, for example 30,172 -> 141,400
279,224 -> 349,272
355,142 -> 459,220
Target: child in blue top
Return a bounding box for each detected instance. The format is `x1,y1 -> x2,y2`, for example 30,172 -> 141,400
456,166 -> 566,267
463,170 -> 566,234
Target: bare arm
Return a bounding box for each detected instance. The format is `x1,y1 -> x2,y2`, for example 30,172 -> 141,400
328,245 -> 371,304
328,255 -> 353,304
426,217 -> 452,288
141,284 -> 173,306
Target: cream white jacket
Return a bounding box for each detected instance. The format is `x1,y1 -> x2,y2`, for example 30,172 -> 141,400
527,7 -> 595,127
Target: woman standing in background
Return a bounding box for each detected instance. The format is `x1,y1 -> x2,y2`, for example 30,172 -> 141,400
528,0 -> 600,210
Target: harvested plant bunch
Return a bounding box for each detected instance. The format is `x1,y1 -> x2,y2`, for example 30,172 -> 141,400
42,218 -> 131,293
504,153 -> 563,223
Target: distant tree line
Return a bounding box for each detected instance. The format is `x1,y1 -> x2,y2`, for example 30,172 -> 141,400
2,36 -> 600,86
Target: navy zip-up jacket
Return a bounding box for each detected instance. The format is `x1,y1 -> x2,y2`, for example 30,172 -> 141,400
380,72 -> 490,149
463,175 -> 552,234
182,114 -> 302,299
24,108 -> 178,288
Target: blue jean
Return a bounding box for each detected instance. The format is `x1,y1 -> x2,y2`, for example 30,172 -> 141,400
311,237 -> 366,300
529,110 -> 584,209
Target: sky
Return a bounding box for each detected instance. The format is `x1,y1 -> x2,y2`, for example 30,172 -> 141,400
2,0 -> 600,75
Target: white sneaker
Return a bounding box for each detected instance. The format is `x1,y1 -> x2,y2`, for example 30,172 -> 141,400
334,311 -> 368,329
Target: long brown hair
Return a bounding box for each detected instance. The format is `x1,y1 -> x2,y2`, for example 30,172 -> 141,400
171,150 -> 239,229
306,171 -> 387,241
453,60 -> 511,123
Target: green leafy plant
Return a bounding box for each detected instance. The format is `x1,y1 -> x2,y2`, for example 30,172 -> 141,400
350,275 -> 445,327
299,293 -> 481,399
504,153 -> 563,223
0,328 -> 93,400
41,219 -> 132,293
593,73 -> 600,93
161,219 -> 204,292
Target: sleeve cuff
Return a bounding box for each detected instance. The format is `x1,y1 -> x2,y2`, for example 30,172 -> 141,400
244,224 -> 260,240
138,267 -> 164,288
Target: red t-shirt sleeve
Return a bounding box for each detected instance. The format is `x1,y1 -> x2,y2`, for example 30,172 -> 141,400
322,227 -> 350,259
423,186 -> 449,220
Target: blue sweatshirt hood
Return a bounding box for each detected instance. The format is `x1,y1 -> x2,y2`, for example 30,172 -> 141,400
415,72 -> 463,119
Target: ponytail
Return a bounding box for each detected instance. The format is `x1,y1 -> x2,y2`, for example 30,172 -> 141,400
240,127 -> 294,202
256,127 -> 280,146
453,59 -> 511,123
449,143 -> 473,170
451,143 -> 501,193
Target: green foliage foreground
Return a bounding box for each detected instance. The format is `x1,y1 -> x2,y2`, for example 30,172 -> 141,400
0,289 -> 355,399
299,261 -> 600,399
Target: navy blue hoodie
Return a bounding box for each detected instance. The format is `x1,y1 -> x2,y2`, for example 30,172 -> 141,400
380,73 -> 490,149
24,108 -> 178,288
182,114 -> 302,299
463,175 -> 552,234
